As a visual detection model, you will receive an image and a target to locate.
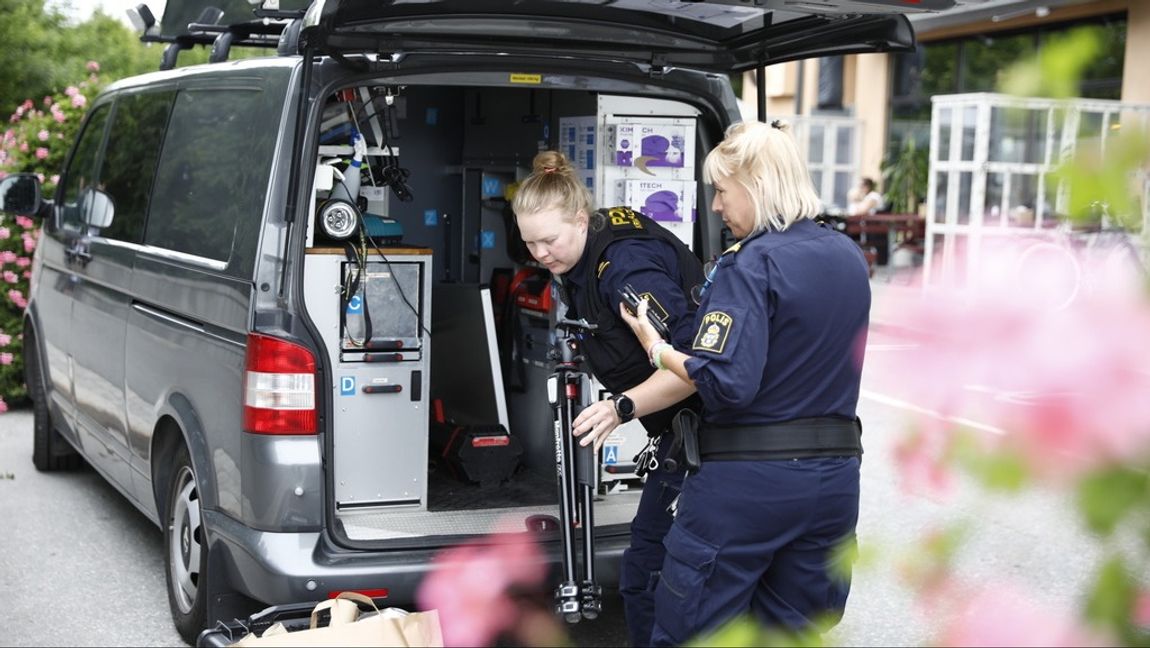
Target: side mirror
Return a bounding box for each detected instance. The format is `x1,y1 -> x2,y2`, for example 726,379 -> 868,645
81,188 -> 115,229
0,173 -> 43,217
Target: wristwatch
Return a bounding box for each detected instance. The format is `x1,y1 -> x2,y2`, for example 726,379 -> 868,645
611,393 -> 636,423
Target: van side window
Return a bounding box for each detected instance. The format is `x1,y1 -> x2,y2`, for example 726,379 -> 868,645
57,104 -> 111,231
146,87 -> 277,262
99,91 -> 175,243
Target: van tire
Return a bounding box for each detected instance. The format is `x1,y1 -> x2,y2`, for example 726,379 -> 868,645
164,445 -> 209,644
25,330 -> 80,472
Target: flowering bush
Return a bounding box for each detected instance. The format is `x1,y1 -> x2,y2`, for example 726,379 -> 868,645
0,61 -> 103,410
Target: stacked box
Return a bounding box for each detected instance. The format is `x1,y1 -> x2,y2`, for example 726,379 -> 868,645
559,116 -> 598,192
617,179 -> 697,223
613,123 -> 690,169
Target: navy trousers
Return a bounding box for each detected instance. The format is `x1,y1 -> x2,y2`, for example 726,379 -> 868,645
650,457 -> 861,646
620,437 -> 683,647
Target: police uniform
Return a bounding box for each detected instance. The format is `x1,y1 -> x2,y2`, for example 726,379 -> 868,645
650,218 -> 870,646
556,206 -> 705,647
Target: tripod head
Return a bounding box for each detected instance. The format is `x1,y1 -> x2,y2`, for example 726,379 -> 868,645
550,317 -> 598,365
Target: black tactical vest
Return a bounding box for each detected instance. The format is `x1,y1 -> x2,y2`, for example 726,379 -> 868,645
560,206 -> 706,436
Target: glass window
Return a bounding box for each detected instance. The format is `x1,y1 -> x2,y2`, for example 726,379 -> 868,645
960,32 -> 1036,93
57,104 -> 110,229
98,91 -> 174,243
147,87 -> 278,262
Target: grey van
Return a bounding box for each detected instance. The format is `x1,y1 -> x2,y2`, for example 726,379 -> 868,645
0,0 -> 943,641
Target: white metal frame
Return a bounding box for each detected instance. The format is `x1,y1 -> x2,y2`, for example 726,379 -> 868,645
924,92 -> 1150,287
788,114 -> 862,214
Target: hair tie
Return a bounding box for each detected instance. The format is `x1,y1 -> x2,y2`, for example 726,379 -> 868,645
770,119 -> 782,130
542,166 -> 557,174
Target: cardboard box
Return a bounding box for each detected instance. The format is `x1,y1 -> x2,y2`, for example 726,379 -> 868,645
613,123 -> 691,169
617,179 -> 697,223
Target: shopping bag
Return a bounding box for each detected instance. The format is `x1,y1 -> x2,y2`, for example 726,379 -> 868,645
232,591 -> 443,647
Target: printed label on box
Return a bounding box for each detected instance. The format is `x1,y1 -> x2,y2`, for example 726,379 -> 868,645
614,123 -> 689,170
617,179 -> 697,223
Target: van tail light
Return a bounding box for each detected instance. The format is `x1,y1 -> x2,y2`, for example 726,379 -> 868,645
243,333 -> 317,435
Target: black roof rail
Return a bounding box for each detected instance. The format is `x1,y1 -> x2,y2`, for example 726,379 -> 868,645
129,2 -> 306,70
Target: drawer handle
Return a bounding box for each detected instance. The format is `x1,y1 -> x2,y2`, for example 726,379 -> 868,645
364,353 -> 404,363
362,384 -> 402,394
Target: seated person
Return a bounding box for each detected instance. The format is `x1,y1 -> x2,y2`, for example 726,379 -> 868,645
847,177 -> 885,215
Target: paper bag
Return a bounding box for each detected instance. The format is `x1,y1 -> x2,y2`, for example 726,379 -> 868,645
233,592 -> 443,647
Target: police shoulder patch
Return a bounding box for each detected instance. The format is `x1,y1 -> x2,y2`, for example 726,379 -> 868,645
692,311 -> 733,354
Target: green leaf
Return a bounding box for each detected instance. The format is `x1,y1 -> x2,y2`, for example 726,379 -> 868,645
1075,466 -> 1150,537
950,432 -> 1029,492
1083,557 -> 1136,634
1000,27 -> 1102,99
685,615 -> 825,648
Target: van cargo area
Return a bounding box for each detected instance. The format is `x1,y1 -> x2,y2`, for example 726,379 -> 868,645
300,81 -> 707,544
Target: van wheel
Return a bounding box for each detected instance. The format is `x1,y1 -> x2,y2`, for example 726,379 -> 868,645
25,333 -> 80,472
164,445 -> 208,644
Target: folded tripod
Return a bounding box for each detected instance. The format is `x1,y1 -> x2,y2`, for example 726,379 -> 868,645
547,317 -> 602,623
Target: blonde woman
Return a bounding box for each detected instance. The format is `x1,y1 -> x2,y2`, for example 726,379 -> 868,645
614,120 -> 871,645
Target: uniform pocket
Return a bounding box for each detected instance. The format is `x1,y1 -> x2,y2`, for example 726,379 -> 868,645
654,524 -> 719,643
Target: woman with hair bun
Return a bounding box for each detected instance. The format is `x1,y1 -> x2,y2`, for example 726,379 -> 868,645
512,150 -> 705,647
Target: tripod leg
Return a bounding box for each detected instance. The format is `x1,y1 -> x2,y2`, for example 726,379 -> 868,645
573,373 -> 602,619
549,371 -> 582,623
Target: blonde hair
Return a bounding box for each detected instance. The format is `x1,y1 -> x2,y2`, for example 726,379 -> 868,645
703,120 -> 822,233
511,150 -> 594,223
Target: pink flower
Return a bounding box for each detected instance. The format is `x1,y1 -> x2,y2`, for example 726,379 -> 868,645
21,99 -> 33,110
15,257 -> 31,268
3,271 -> 17,284
0,399 -> 8,413
0,251 -> 16,264
71,94 -> 87,109
0,333 -> 10,346
49,174 -> 59,185
15,216 -> 33,229
35,147 -> 48,160
0,353 -> 12,366
64,86 -> 78,97
937,581 -> 1112,647
22,235 -> 35,253
887,239 -> 1150,479
37,129 -> 49,141
21,271 -> 29,279
8,289 -> 26,309
0,228 -> 10,240
43,96 -> 52,107
1134,589 -> 1150,628
19,141 -> 28,152
416,522 -> 549,647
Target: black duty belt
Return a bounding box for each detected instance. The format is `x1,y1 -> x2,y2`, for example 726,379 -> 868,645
699,417 -> 863,461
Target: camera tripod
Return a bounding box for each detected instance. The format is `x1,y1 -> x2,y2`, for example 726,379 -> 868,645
547,316 -> 602,623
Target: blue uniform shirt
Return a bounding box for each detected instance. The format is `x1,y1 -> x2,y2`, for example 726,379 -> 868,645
564,237 -> 697,352
685,218 -> 870,425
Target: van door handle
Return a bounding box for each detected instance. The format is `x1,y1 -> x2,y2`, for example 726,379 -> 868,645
65,248 -> 92,267
362,384 -> 402,394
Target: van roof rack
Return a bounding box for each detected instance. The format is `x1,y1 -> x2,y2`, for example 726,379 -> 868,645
128,2 -> 306,70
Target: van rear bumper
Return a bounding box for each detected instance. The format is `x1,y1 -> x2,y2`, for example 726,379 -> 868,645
203,509 -> 628,608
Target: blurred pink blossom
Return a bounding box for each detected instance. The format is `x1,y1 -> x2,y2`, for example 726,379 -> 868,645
86,61 -> 100,73
65,87 -> 78,97
49,174 -> 59,185
0,251 -> 16,264
19,141 -> 28,152
16,257 -> 31,268
0,353 -> 12,366
43,96 -> 52,107
0,228 -> 10,240
35,147 -> 48,160
23,234 -> 35,253
21,271 -> 29,280
0,333 -> 10,346
0,399 -> 7,413
15,216 -> 33,229
8,289 -> 26,309
937,580 -> 1111,647
37,129 -> 49,141
4,271 -> 17,284
887,239 -> 1150,479
71,94 -> 87,109
1135,589 -> 1150,628
416,522 -> 549,647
